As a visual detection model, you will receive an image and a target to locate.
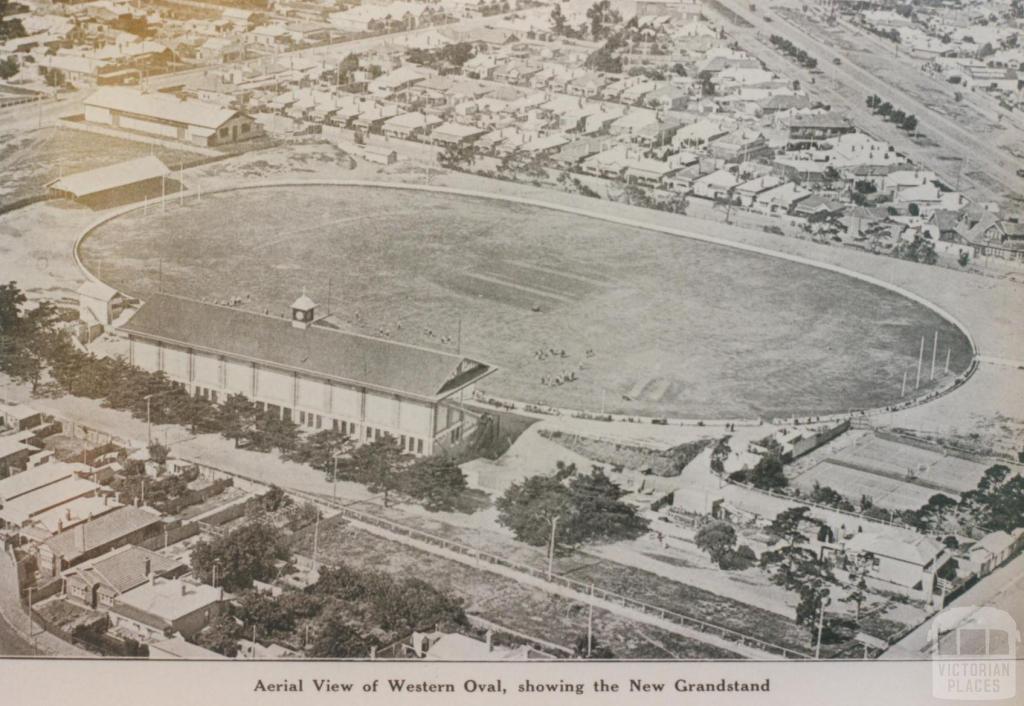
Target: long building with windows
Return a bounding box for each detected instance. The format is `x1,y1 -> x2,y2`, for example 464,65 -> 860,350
118,293 -> 495,456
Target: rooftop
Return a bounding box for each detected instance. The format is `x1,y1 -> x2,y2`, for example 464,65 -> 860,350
64,544 -> 183,595
116,577 -> 222,621
120,294 -> 493,402
49,156 -> 170,199
0,477 -> 103,526
0,462 -> 82,502
43,505 -> 162,561
85,87 -> 241,130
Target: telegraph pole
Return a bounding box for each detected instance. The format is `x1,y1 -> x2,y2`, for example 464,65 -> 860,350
930,331 -> 938,381
944,348 -> 951,375
547,516 -> 559,581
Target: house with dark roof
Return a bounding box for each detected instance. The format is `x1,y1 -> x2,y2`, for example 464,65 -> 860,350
63,544 -> 187,610
119,294 -> 495,456
38,505 -> 164,576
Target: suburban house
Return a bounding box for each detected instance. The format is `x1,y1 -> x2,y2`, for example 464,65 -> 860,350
38,505 -> 164,576
110,576 -> 226,641
841,532 -> 953,600
63,544 -> 187,610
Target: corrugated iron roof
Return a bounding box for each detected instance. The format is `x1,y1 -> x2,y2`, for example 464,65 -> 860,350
85,86 -> 241,129
48,156 -> 169,199
119,294 -> 493,402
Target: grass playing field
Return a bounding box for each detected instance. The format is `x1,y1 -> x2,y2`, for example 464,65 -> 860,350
80,184 -> 974,419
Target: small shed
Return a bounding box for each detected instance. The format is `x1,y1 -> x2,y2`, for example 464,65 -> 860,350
78,280 -> 123,328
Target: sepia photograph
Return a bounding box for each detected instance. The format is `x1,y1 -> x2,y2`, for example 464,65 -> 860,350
0,0 -> 1020,702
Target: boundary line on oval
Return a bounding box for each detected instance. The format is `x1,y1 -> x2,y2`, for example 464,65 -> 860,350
72,178 -> 980,424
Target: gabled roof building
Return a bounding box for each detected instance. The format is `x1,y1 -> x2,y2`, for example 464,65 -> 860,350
119,294 -> 495,456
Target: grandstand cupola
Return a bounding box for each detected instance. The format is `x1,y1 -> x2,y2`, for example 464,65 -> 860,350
290,292 -> 317,330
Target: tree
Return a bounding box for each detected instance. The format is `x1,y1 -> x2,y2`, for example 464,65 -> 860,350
147,440 -> 170,468
0,56 -> 17,80
565,469 -> 648,544
437,142 -> 477,170
250,410 -> 300,454
586,0 -> 621,40
291,428 -> 353,476
550,3 -> 567,35
810,483 -> 854,511
219,393 -> 258,448
795,580 -> 830,631
404,455 -> 467,511
496,474 -> 573,547
496,468 -> 647,549
309,601 -> 373,658
336,435 -> 411,507
195,615 -> 242,657
958,465 -> 1024,532
749,452 -> 787,490
902,114 -> 918,133
958,251 -> 970,268
574,633 -> 615,658
877,101 -> 893,117
0,0 -> 25,42
695,521 -> 737,566
191,520 -> 290,592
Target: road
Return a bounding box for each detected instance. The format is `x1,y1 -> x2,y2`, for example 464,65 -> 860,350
883,551 -> 1024,659
143,8 -> 548,92
706,0 -> 1024,206
0,7 -> 547,133
0,610 -> 34,657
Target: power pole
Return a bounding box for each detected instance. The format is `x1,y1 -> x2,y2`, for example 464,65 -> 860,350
944,348 -> 950,375
547,516 -> 559,581
814,596 -> 828,659
587,597 -> 593,658
901,369 -> 907,397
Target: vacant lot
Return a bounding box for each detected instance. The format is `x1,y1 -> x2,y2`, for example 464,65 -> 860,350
292,517 -> 741,660
81,184 -> 974,419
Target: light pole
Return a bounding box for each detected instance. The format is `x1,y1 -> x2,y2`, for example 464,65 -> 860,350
814,594 -> 831,659
547,515 -> 560,581
27,586 -> 36,654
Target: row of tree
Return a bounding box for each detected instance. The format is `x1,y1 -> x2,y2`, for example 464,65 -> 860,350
191,519 -> 466,658
0,282 -> 469,513
865,95 -> 918,133
769,34 -> 818,70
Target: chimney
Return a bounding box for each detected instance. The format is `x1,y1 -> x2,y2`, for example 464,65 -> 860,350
65,508 -> 72,521
485,630 -> 493,652
74,523 -> 86,552
144,558 -> 151,577
149,572 -> 156,586
181,583 -> 188,597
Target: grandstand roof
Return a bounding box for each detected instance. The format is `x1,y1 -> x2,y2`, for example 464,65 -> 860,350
48,156 -> 170,199
120,294 -> 494,402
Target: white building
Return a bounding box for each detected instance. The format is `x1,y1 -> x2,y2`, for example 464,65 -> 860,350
120,294 -> 495,456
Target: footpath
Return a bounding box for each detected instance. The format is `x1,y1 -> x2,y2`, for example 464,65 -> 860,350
0,549 -> 90,657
